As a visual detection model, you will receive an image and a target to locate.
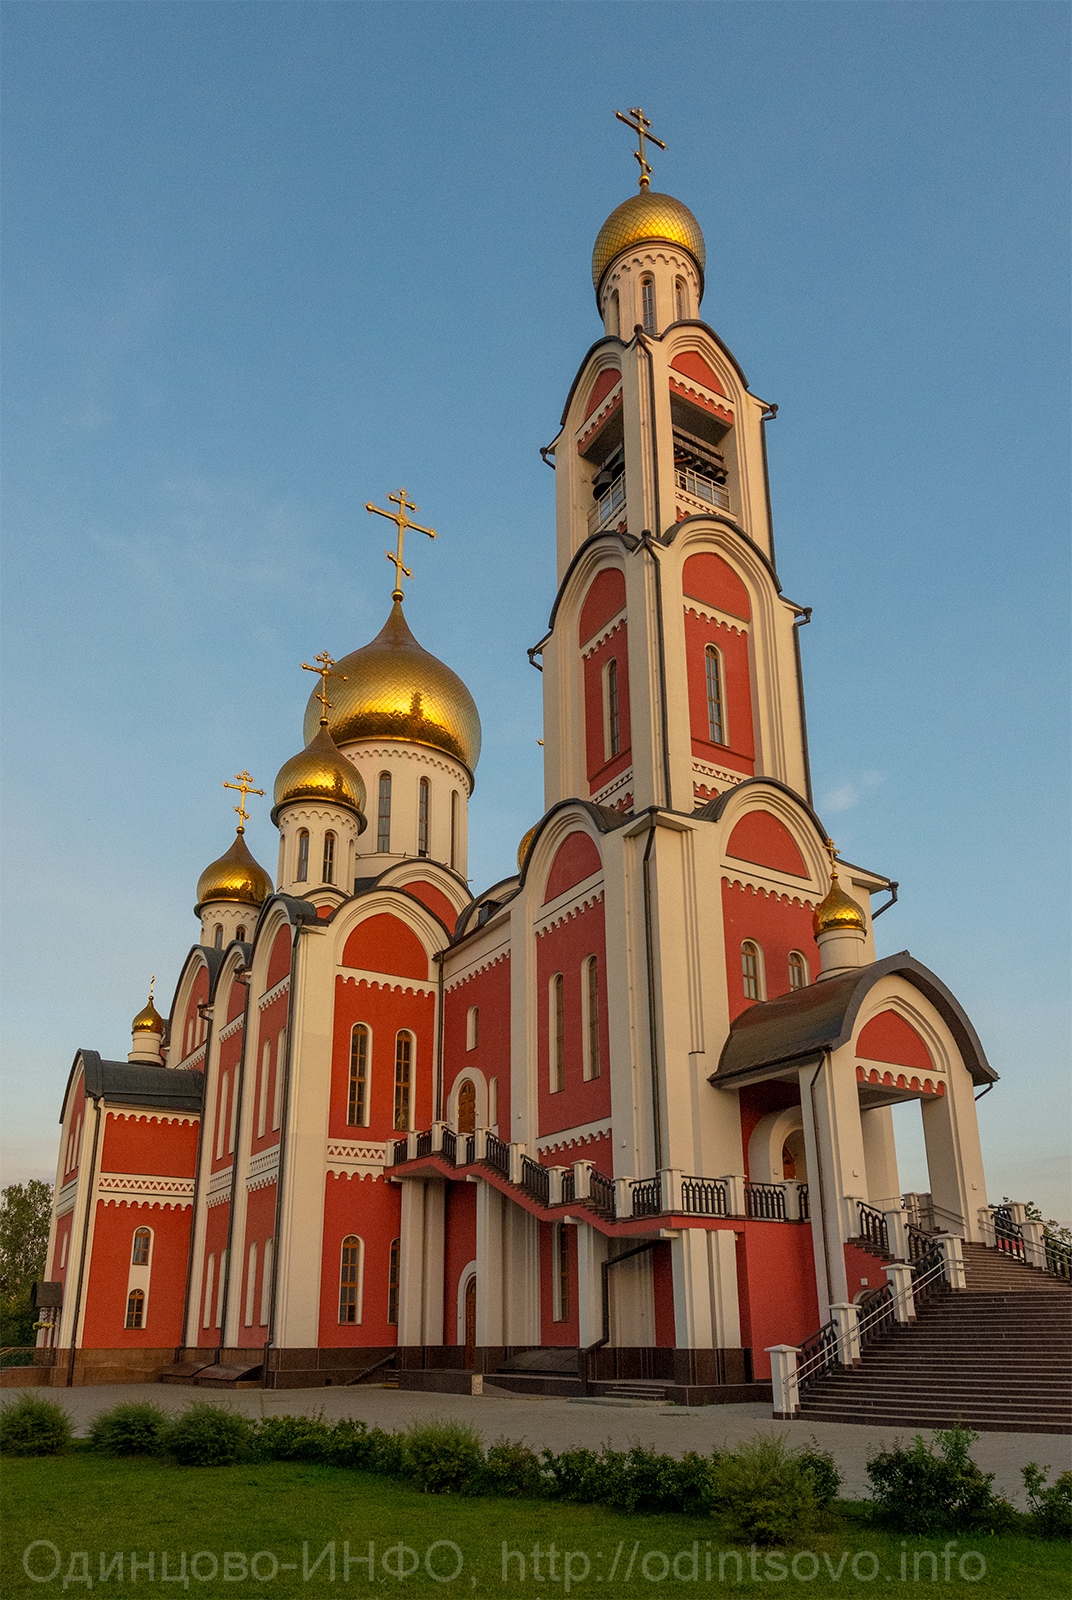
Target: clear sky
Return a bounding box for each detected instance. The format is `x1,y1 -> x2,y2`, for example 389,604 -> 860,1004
2,2 -> 1068,1218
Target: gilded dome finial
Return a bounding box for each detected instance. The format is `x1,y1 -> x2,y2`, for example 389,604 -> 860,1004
366,488 -> 437,603
132,977 -> 164,1036
813,839 -> 866,936
301,650 -> 346,727
615,107 -> 666,193
222,770 -> 265,835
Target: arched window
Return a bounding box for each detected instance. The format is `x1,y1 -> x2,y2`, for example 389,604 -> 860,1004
489,1076 -> 498,1127
605,658 -> 620,758
387,1238 -> 400,1325
260,1237 -> 274,1325
257,1039 -> 271,1137
322,831 -> 336,884
296,829 -> 310,882
235,926 -> 246,943
705,646 -> 725,745
213,924 -> 224,950
583,955 -> 601,1080
348,1024 -> 369,1127
607,287 -> 620,338
450,790 -> 459,870
640,275 -> 656,335
377,773 -> 392,853
457,1078 -> 477,1134
741,941 -> 763,1002
674,277 -> 688,321
393,1032 -> 412,1131
131,1227 -> 151,1267
466,1005 -> 479,1051
550,974 -> 565,1092
215,1072 -> 229,1160
125,1288 -> 145,1330
788,951 -> 809,991
418,777 -> 430,856
339,1235 -> 363,1324
272,1027 -> 286,1132
554,1222 -> 570,1321
244,1240 -> 257,1327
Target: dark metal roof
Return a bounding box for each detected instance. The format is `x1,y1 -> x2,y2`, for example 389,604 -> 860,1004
711,953 -> 996,1088
78,1051 -> 205,1112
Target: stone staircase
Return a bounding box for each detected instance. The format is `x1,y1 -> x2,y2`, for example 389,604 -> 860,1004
797,1243 -> 1072,1433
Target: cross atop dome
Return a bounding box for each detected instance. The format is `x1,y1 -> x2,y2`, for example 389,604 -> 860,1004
366,489 -> 437,602
615,106 -> 666,192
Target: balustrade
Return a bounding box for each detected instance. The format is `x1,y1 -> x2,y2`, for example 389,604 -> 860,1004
745,1181 -> 786,1221
680,1175 -> 727,1216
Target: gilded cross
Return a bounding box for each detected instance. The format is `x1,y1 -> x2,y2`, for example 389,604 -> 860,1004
824,838 -> 840,880
366,488 -> 437,600
615,107 -> 666,192
301,650 -> 347,725
222,770 -> 264,833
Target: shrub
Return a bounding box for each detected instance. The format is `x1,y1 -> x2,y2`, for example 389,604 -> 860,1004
711,1436 -> 817,1546
1022,1464 -> 1072,1540
866,1427 -> 1014,1534
329,1419 -> 407,1476
795,1440 -> 842,1507
161,1403 -> 251,1467
404,1417 -> 485,1494
89,1402 -> 168,1456
249,1413 -> 332,1464
480,1438 -> 542,1498
540,1445 -> 604,1502
0,1394 -> 73,1456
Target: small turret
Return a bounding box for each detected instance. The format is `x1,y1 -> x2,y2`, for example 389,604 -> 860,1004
129,979 -> 164,1064
813,844 -> 867,980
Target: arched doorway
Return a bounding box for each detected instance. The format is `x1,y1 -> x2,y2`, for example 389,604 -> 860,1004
457,1079 -> 476,1134
463,1276 -> 477,1369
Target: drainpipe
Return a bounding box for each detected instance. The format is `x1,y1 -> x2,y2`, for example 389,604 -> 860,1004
634,328 -> 673,810
66,1095 -> 103,1387
641,813 -> 664,1174
759,402 -> 778,569
807,1052 -> 834,1315
177,1000 -> 215,1356
263,921 -> 304,1385
792,607 -> 814,807
218,955 -> 254,1358
433,949 -> 446,1124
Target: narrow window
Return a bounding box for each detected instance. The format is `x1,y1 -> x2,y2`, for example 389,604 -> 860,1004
235,925 -> 246,943
387,1238 -> 400,1325
466,1005 -> 479,1051
244,1240 -> 257,1327
227,1068 -> 239,1154
584,955 -> 601,1080
550,974 -> 565,1093
450,790 -> 459,870
260,1238 -> 273,1326
742,941 -> 762,1002
215,1073 -> 229,1159
131,1227 -> 151,1267
296,829 -> 310,882
348,1024 -> 369,1127
215,1249 -> 228,1328
393,1032 -> 412,1131
705,646 -> 725,745
377,773 -> 392,853
788,952 -> 808,991
554,1223 -> 570,1321
605,658 -> 620,758
59,1232 -> 69,1270
272,1027 -> 286,1131
339,1235 -> 362,1324
489,1076 -> 498,1127
322,831 -> 336,884
674,278 -> 688,321
202,1254 -> 215,1329
257,1040 -> 270,1137
213,924 -> 224,950
125,1288 -> 145,1330
641,276 -> 656,335
418,777 -> 430,856
457,1079 -> 476,1134
607,287 -> 620,338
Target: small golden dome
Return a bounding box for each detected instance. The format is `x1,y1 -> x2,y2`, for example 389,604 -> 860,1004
592,190 -> 706,299
517,824 -> 538,873
195,830 -> 274,912
132,994 -> 164,1035
273,722 -> 367,823
304,600 -> 481,775
813,864 -> 866,936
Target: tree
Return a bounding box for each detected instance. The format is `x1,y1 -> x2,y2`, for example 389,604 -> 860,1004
0,1180 -> 54,1346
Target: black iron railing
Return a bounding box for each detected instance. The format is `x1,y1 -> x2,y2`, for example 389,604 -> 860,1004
856,1201 -> 890,1255
415,1130 -> 432,1159
392,1136 -> 410,1165
855,1284 -> 896,1348
680,1176 -> 727,1216
631,1177 -> 661,1218
991,1204 -> 1026,1263
560,1169 -> 576,1205
797,1183 -> 810,1221
795,1320 -> 840,1393
911,1241 -> 950,1308
588,1169 -> 616,1218
440,1128 -> 457,1165
520,1155 -> 550,1207
907,1224 -> 932,1262
484,1132 -> 510,1178
1045,1232 -> 1072,1281
746,1181 -> 787,1221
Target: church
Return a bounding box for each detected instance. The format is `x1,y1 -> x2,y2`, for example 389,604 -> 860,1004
38,122 -> 999,1401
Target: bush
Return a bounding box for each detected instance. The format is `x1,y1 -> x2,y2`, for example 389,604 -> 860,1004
1022,1464 -> 1072,1540
0,1394 -> 73,1456
404,1417 -> 485,1494
866,1427 -> 1014,1534
480,1438 -> 543,1498
796,1440 -> 842,1508
540,1445 -> 603,1501
329,1419 -> 407,1475
89,1402 -> 168,1456
711,1436 -> 818,1546
249,1413 -> 332,1464
161,1403 -> 251,1467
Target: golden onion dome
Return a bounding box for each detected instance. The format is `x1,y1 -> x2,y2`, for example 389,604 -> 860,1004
272,722 -> 367,823
304,600 -> 481,775
131,993 -> 164,1035
812,864 -> 866,936
517,824 -> 538,873
592,190 -> 706,300
195,829 -> 274,912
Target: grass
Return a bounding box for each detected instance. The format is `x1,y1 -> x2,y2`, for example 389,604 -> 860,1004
1,1453 -> 1068,1598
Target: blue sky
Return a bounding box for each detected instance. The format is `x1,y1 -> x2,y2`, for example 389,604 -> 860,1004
2,2 -> 1068,1217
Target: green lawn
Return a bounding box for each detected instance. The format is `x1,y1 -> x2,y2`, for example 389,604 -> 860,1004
1,1454 -> 1068,1599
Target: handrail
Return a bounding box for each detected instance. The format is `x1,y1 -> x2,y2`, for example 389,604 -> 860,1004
798,1183 -> 810,1221
391,1136 -> 410,1165
990,1204 -> 1026,1263
1044,1231 -> 1072,1282
344,1352 -> 397,1387
441,1128 -> 457,1166
631,1176 -> 661,1218
680,1175 -> 727,1216
856,1200 -> 890,1255
746,1181 -> 786,1221
520,1155 -> 550,1207
795,1320 -> 840,1392
588,1169 -> 616,1218
483,1133 -> 510,1178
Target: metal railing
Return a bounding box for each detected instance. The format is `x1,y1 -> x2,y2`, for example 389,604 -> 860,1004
795,1320 -> 841,1393
798,1183 -> 810,1221
856,1201 -> 890,1255
483,1133 -> 510,1178
990,1204 -> 1026,1263
588,1169 -> 616,1218
631,1177 -> 661,1218
746,1181 -> 787,1221
560,1169 -> 576,1206
675,466 -> 730,510
415,1130 -> 433,1159
680,1176 -> 727,1217
520,1155 -> 550,1207
1045,1232 -> 1072,1281
588,474 -> 626,534
392,1136 -> 410,1165
854,1284 -> 896,1347
440,1128 -> 457,1166
907,1224 -> 933,1262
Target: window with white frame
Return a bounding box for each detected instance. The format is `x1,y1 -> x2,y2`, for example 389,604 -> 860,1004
202,1254 -> 215,1329
466,1005 -> 479,1051
348,1024 -> 369,1127
257,1040 -> 270,1137
705,645 -> 725,745
296,829 -> 310,882
583,955 -> 601,1080
553,1223 -> 570,1321
273,1027 -> 286,1131
393,1032 -> 412,1131
674,278 -> 689,321
550,974 -> 565,1092
244,1241 -> 258,1327
339,1235 -> 364,1324
788,951 -> 809,991
604,658 -> 621,759
640,276 -> 656,335
260,1238 -> 274,1326
377,773 -> 392,852
418,778 -> 430,857
741,941 -> 765,1002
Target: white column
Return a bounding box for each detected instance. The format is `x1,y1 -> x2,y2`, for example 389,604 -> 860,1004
397,1180 -> 428,1347
921,1067 -> 988,1241
884,1209 -> 910,1260
884,1261 -> 916,1322
574,1222 -> 607,1348
502,1203 -> 540,1346
670,1227 -> 741,1349
420,1182 -> 445,1345
767,1345 -> 800,1418
935,1234 -> 967,1290
800,1049 -> 869,1313
829,1302 -> 861,1365
860,1105 -> 901,1211
475,1181 -> 504,1346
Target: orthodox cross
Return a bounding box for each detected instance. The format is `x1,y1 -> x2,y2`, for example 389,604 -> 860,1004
615,107 -> 666,192
824,838 -> 840,880
301,650 -> 347,725
147,975 -> 155,1003
222,770 -> 264,834
366,488 -> 437,601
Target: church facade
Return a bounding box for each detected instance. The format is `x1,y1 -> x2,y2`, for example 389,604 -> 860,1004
40,169 -> 996,1397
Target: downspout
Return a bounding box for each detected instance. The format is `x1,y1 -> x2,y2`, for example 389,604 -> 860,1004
759,402 -> 778,569
580,1238 -> 660,1394
263,922 -> 303,1386
177,999 -> 215,1356
433,949 -> 446,1123
66,1094 -> 102,1387
218,956 -> 254,1357
792,607 -> 814,807
807,1052 -> 834,1314
635,327 -> 673,810
641,813 -> 664,1175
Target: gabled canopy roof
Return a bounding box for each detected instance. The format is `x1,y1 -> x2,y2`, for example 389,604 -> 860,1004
60,1050 -> 205,1121
711,953 -> 996,1088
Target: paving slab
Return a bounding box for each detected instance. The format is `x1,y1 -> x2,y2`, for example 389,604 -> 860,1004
27,1382 -> 1072,1503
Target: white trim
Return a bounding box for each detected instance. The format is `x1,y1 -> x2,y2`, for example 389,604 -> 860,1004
258,975 -> 291,1011
590,767 -> 634,806
580,607 -> 627,657
336,970 -> 437,997
456,1261 -> 477,1345
98,1173 -> 195,1202
443,945 -> 510,992
536,1116 -> 613,1154
218,1015 -> 245,1042
337,1233 -> 365,1326
683,599 -> 749,636
534,885 -> 605,939
55,1178 -> 79,1218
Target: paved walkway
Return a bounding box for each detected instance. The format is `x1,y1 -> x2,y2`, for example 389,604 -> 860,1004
32,1383 -> 1072,1503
